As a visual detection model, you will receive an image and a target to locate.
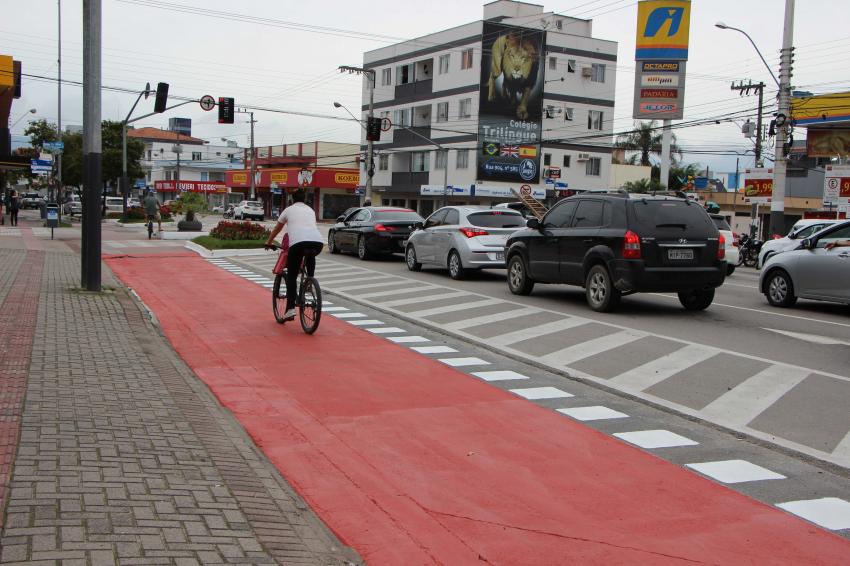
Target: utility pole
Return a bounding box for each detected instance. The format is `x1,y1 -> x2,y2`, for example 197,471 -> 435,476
339,65 -> 375,204
56,0 -> 62,205
770,0 -> 795,238
82,0 -> 101,291
249,111 -> 255,200
731,80 -> 766,164
660,120 -> 672,189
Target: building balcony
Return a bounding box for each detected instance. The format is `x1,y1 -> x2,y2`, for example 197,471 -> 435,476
391,171 -> 430,192
394,79 -> 433,101
391,126 -> 433,148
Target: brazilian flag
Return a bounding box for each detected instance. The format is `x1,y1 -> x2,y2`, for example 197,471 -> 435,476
483,142 -> 500,156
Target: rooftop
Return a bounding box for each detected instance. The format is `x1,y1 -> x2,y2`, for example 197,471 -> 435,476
128,127 -> 206,145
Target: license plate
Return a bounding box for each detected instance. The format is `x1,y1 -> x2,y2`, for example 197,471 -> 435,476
668,249 -> 694,260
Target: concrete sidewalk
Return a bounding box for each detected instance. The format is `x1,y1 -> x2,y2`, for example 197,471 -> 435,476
0,223 -> 360,564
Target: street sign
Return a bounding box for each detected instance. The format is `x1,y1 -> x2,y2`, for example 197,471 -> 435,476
824,165 -> 850,204
43,141 -> 64,153
30,159 -> 52,175
354,187 -> 364,196
218,97 -> 235,124
199,95 -> 216,111
555,181 -> 568,188
380,117 -> 392,132
520,184 -> 532,196
135,179 -> 146,188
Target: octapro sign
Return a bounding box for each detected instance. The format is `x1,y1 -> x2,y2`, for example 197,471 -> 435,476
633,60 -> 686,120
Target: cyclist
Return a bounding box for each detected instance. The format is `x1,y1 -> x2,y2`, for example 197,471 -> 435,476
143,190 -> 161,233
265,189 -> 323,321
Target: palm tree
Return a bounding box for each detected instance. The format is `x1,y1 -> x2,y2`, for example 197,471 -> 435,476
615,121 -> 682,166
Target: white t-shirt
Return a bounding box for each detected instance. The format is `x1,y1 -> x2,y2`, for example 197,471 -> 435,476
277,202 -> 323,246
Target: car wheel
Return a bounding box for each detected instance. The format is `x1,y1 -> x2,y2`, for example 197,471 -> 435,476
765,269 -> 797,307
328,231 -> 340,254
727,264 -> 735,276
585,264 -> 620,312
507,254 -> 534,296
678,288 -> 715,311
447,250 -> 465,280
357,235 -> 370,260
406,245 -> 422,271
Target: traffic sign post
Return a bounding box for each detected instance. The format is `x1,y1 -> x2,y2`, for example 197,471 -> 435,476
199,95 -> 215,111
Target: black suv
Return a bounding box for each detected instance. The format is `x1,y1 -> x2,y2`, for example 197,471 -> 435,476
505,193 -> 727,312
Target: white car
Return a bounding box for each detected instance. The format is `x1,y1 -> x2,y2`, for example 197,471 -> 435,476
709,214 -> 737,275
212,204 -> 227,213
234,200 -> 264,221
104,197 -> 124,214
63,195 -> 82,216
758,219 -> 840,268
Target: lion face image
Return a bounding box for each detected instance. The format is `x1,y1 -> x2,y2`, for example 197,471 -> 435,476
487,32 -> 539,120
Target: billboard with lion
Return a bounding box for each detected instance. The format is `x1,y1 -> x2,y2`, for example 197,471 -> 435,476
478,23 -> 545,184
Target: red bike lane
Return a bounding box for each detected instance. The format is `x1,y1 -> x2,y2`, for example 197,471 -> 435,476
107,252 -> 850,565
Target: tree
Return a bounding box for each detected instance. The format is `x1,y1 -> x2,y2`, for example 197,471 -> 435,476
102,120 -> 145,192
650,162 -> 701,191
622,178 -> 665,193
23,119 -> 59,147
615,121 -> 682,167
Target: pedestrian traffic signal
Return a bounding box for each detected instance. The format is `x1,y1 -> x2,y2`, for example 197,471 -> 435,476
218,97 -> 235,124
153,82 -> 169,113
366,117 -> 382,142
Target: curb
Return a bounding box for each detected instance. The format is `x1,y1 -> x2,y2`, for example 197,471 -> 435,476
184,241 -> 270,259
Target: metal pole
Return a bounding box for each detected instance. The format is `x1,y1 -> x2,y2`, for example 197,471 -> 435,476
443,149 -> 449,208
82,0 -> 101,291
660,119 -> 672,189
249,111 -> 255,200
56,0 -> 62,206
366,72 -> 374,205
734,156 -> 739,231
770,0 -> 794,238
755,83 -> 764,165
121,121 -> 127,214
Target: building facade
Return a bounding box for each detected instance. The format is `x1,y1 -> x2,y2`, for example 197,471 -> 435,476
360,0 -> 617,216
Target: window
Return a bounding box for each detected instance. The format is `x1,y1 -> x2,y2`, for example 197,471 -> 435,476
544,200 -> 578,228
444,209 -> 460,225
200,172 -> 209,181
381,68 -> 391,86
572,201 -> 605,228
545,105 -> 556,119
567,59 -> 576,73
456,149 -> 469,169
146,171 -> 151,182
591,63 -> 606,83
393,108 -> 412,127
435,151 -> 447,170
192,152 -> 202,161
425,208 -> 448,228
564,107 -> 574,121
588,110 -> 603,131
396,63 -> 413,85
379,154 -> 389,171
411,151 -> 430,172
165,171 -> 172,181
459,98 -> 472,118
438,54 -> 450,74
585,157 -> 601,176
549,56 -> 557,70
543,153 -> 552,166
436,101 -> 449,122
352,209 -> 371,222
461,48 -> 473,70
563,154 -> 571,167
215,151 -> 221,156
555,19 -> 563,30
146,150 -> 152,160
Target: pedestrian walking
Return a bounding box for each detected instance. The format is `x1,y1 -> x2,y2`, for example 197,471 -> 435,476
9,189 -> 19,226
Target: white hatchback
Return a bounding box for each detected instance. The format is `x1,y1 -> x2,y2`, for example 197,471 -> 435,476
709,214 -> 737,275
758,219 -> 840,268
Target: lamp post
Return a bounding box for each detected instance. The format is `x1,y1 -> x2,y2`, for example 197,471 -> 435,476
333,101 -> 371,202
11,108 -> 36,129
337,66 -> 375,204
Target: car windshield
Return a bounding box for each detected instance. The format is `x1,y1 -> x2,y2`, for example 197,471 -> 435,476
245,202 -> 262,208
467,211 -> 525,228
372,211 -> 422,221
630,199 -> 714,237
710,215 -> 731,231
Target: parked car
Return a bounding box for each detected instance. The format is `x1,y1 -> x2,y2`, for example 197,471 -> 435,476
212,204 -> 227,213
406,206 -> 526,279
709,213 -> 738,275
233,200 -> 264,221
128,198 -> 141,209
62,194 -> 82,216
505,193 -> 727,312
758,218 -> 840,268
328,207 -> 423,260
104,197 -> 124,214
760,220 -> 850,307
493,201 -> 532,218
21,192 -> 43,209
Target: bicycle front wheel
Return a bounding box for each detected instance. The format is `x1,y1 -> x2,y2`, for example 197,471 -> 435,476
272,271 -> 288,324
299,276 -> 322,334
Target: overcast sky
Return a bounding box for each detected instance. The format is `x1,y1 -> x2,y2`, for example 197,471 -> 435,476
4,0 -> 849,174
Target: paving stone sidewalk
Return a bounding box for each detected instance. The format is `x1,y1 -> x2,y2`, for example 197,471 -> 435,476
0,243 -> 361,565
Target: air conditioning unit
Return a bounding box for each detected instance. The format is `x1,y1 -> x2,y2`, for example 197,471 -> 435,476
577,153 -> 591,161
581,67 -> 593,78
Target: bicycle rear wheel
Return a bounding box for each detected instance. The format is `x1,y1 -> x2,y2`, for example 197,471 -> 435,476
148,221 -> 153,239
298,276 -> 322,334
272,271 -> 288,324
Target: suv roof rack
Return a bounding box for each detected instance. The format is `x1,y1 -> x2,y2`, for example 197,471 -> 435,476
648,190 -> 689,199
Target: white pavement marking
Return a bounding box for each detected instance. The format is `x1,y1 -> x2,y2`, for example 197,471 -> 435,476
510,387 -> 573,400
540,330 -> 647,367
613,430 -> 699,449
347,319 -> 385,326
410,345 -> 458,354
557,406 -> 629,421
608,344 -> 717,391
322,307 -> 349,312
763,327 -> 850,346
387,335 -> 430,344
320,273 -> 382,284
332,280 -> 410,292
776,498 -> 850,530
471,370 -> 530,382
357,285 -> 439,299
444,307 -> 541,331
262,283 -> 274,288
685,460 -> 786,484
406,299 -> 502,318
379,291 -> 470,308
331,312 -> 367,319
700,365 -> 812,427
489,317 -> 590,347
367,327 -> 407,334
438,357 -> 491,367
830,429 -> 850,462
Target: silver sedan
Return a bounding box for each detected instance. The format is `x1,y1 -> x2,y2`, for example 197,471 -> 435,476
405,206 -> 527,279
760,220 -> 850,307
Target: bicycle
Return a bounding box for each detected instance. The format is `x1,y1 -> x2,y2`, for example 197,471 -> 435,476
266,243 -> 322,334
146,215 -> 154,239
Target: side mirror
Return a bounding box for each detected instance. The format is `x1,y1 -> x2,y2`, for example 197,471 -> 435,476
336,215 -> 345,223
413,222 -> 424,230
800,238 -> 813,250
788,232 -> 798,240
526,217 -> 541,230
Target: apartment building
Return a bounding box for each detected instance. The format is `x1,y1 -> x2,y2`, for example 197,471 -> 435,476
361,0 -> 617,215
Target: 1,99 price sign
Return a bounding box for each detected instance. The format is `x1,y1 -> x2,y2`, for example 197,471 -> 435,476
744,178 -> 773,198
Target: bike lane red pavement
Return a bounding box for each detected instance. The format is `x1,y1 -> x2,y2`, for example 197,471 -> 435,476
106,252 -> 850,565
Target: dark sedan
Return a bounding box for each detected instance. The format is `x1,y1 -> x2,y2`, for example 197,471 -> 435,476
328,207 -> 424,260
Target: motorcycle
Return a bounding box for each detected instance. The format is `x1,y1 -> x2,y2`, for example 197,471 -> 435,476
222,205 -> 235,219
737,234 -> 763,268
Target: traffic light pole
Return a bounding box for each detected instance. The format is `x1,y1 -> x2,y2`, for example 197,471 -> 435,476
82,0 -> 101,291
339,65 -> 375,204
770,0 -> 795,238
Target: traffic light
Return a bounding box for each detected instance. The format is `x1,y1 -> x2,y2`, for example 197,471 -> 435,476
366,117 -> 382,142
154,82 -> 169,113
218,97 -> 235,124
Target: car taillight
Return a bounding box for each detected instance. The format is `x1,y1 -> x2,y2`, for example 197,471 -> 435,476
772,234 -> 782,239
717,234 -> 726,260
732,233 -> 739,247
459,227 -> 488,238
374,224 -> 395,232
622,230 -> 641,259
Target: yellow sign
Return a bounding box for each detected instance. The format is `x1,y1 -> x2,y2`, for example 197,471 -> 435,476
635,0 -> 691,60
0,55 -> 13,87
334,173 -> 358,185
231,172 -> 248,184
270,172 -> 288,183
791,92 -> 850,125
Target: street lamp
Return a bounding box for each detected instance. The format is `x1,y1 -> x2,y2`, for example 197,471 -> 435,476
334,100 -> 373,204
11,108 -> 36,129
715,22 -> 780,88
